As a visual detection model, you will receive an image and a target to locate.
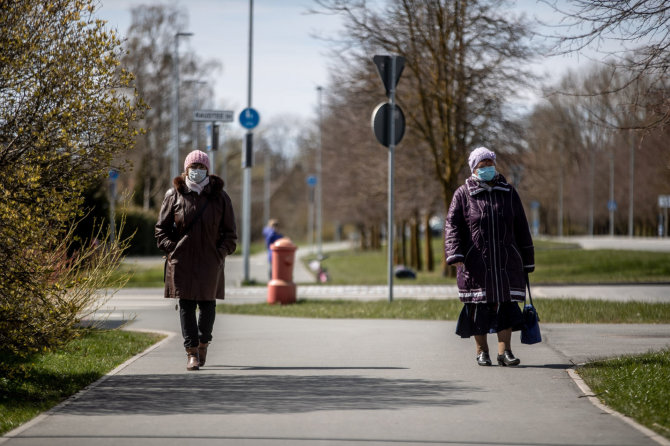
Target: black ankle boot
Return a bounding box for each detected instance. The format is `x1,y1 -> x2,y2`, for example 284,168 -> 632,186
476,351 -> 492,366
497,350 -> 520,366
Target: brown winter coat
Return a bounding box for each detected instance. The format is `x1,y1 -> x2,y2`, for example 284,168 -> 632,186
155,175 -> 237,301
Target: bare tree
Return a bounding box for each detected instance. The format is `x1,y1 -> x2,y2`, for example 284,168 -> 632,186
521,64 -> 669,236
314,0 -> 537,216
544,0 -> 670,129
121,4 -> 221,210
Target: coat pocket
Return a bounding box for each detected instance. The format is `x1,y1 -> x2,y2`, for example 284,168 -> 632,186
461,246 -> 485,291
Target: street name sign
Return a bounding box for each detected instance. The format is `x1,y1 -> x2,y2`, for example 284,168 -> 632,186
193,109 -> 234,122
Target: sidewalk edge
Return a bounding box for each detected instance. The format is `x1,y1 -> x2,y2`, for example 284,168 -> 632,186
0,329 -> 176,444
567,368 -> 670,446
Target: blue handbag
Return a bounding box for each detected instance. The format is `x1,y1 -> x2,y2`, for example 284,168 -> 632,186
521,274 -> 542,345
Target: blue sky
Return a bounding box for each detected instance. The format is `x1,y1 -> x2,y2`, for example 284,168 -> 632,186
97,0 -> 344,129
96,0 -> 603,129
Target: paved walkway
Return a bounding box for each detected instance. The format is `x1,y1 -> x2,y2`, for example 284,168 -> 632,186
3,238 -> 670,446
4,296 -> 669,445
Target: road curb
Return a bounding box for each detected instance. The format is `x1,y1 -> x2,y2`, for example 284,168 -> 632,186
0,329 -> 175,444
567,368 -> 670,446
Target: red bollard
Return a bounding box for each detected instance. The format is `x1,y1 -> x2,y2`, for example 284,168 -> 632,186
267,238 -> 297,305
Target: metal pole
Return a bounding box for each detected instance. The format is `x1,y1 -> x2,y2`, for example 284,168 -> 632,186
171,32 -> 193,181
308,185 -> 315,253
588,139 -> 595,236
186,80 -> 206,151
316,86 -> 323,258
109,180 -> 116,244
171,37 -> 179,180
242,0 -> 254,283
387,57 -> 397,303
263,150 -> 270,227
210,121 -> 216,176
558,146 -> 563,238
609,151 -> 615,236
628,130 -> 635,237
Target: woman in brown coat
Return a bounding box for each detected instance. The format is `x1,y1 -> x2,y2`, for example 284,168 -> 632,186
155,150 -> 237,371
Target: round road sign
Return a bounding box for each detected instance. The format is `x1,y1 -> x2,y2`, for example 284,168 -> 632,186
371,102 -> 405,147
239,107 -> 260,129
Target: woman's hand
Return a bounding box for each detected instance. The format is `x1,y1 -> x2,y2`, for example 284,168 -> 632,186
453,262 -> 464,268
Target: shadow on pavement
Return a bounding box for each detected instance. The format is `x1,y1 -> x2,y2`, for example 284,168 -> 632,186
57,374 -> 479,415
517,364 -> 574,370
215,365 -> 408,371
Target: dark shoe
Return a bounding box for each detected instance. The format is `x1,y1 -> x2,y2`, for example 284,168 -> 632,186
497,350 -> 520,366
186,347 -> 200,371
477,351 -> 492,366
197,342 -> 209,367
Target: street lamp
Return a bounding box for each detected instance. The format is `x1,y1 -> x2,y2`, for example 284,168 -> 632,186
183,79 -> 207,151
171,31 -> 193,180
242,0 -> 254,283
316,86 -> 323,258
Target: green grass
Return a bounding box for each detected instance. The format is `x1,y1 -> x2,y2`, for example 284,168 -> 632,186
112,239 -> 670,287
0,329 -> 164,435
108,263 -> 165,288
578,349 -> 670,440
309,239 -> 670,285
218,298 -> 670,324
534,248 -> 670,284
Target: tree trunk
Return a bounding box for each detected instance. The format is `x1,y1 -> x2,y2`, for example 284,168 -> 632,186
410,214 -> 422,270
400,220 -> 407,265
424,213 -> 434,271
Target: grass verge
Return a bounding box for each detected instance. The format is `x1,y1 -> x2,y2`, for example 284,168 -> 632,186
218,298 -> 670,323
578,349 -> 670,440
308,240 -> 670,285
111,239 -> 670,287
0,329 -> 164,435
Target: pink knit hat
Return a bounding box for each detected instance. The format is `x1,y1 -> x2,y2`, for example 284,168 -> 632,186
468,147 -> 496,172
183,150 -> 210,172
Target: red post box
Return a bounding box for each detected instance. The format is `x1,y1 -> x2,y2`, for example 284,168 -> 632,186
267,237 -> 297,304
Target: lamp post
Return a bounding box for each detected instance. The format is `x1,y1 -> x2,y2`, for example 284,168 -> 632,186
316,86 -> 323,258
242,0 -> 254,283
184,79 -> 207,151
171,31 -> 193,180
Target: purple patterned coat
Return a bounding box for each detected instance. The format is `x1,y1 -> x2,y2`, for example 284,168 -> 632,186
444,174 -> 534,303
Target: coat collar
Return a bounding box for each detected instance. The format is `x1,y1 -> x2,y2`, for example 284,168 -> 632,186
465,174 -> 512,196
173,174 -> 225,196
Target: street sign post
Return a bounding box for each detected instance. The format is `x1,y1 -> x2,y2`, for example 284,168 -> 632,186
108,169 -> 119,243
372,55 -> 404,303
659,195 -> 670,238
193,109 -> 234,122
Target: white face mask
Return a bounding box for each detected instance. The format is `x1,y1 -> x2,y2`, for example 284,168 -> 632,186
188,168 -> 207,184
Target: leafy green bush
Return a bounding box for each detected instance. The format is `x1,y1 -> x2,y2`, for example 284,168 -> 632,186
0,0 -> 144,357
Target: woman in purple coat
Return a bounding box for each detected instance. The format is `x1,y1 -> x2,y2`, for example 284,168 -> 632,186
445,147 -> 535,367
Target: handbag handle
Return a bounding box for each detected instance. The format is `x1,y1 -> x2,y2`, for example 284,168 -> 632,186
525,272 -> 534,307
525,272 -> 539,321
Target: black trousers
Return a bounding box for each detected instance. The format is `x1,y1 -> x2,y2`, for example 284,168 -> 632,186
179,299 -> 216,348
